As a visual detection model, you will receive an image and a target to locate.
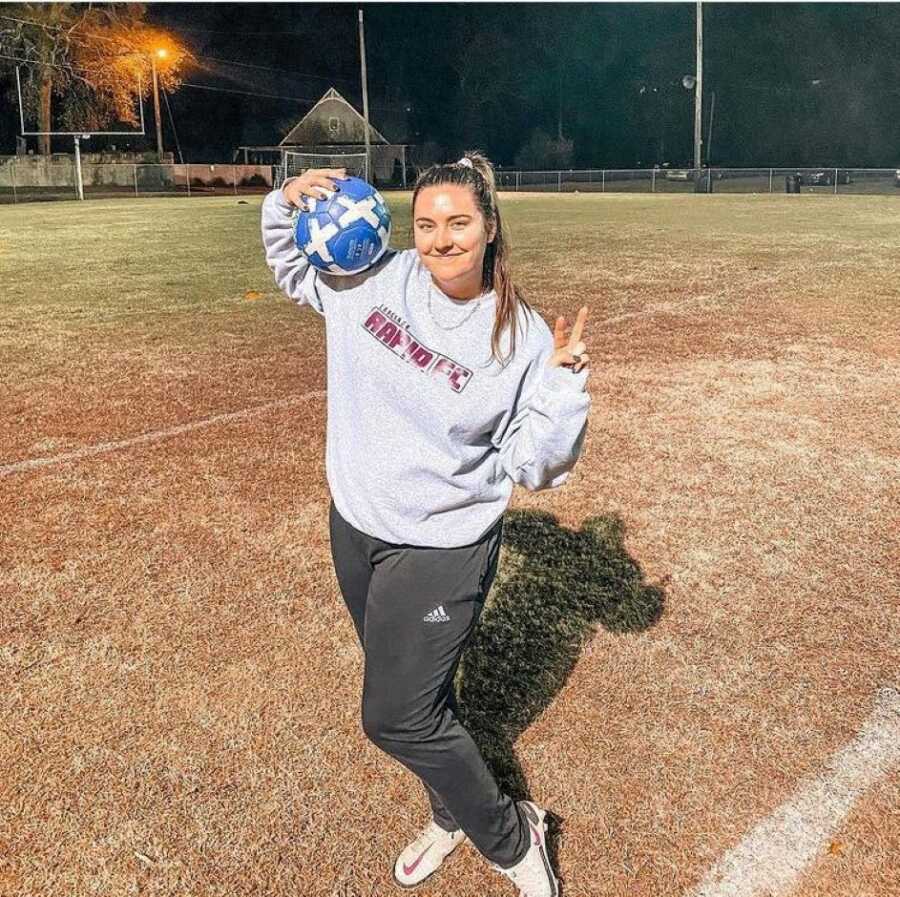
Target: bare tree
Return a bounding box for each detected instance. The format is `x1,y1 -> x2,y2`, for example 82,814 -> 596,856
0,3 -> 85,153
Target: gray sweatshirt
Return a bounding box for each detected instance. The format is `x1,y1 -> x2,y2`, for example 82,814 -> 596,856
261,188 -> 591,548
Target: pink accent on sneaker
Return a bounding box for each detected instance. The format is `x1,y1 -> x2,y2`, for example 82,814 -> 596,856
402,843 -> 433,877
531,823 -> 541,846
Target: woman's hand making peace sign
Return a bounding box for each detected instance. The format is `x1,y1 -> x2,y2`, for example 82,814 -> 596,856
547,305 -> 590,374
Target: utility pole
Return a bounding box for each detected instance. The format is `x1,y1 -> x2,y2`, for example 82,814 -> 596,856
358,9 -> 372,183
694,0 -> 703,171
557,66 -> 563,140
151,49 -> 166,160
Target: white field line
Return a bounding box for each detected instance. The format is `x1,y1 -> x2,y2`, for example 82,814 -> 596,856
2,301 -> 661,480
0,391 -> 327,478
687,686 -> 900,897
0,282 -> 828,480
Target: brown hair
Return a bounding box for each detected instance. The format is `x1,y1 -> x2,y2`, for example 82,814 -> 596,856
411,151 -> 535,368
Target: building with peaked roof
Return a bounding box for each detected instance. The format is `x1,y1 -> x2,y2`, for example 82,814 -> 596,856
237,88 -> 409,186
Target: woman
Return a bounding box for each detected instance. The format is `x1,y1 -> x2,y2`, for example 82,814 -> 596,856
261,153 -> 591,897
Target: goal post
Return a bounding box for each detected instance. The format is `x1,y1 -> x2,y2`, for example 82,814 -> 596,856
278,151 -> 368,187
15,66 -> 146,138
15,64 -> 146,201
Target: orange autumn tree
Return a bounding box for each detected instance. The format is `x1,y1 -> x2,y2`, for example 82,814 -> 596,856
0,3 -> 191,152
69,14 -> 193,132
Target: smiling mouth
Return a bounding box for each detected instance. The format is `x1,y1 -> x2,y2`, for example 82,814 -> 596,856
429,253 -> 466,258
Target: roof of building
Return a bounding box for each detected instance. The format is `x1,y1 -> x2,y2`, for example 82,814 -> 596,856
279,87 -> 391,147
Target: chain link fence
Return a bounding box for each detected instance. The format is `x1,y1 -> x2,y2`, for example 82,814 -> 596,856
3,159 -> 899,203
0,160 -> 275,203
495,167 -> 900,195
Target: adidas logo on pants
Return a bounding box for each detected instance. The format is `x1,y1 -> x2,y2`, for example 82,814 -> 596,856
423,605 -> 451,623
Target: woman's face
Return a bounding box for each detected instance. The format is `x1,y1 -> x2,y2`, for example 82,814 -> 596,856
413,184 -> 494,298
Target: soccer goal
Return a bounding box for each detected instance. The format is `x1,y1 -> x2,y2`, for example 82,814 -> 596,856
278,151 -> 368,187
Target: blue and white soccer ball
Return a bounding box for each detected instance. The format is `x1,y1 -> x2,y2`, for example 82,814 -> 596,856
294,176 -> 391,276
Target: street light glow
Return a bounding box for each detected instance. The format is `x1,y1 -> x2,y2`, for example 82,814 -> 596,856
156,48 -> 168,59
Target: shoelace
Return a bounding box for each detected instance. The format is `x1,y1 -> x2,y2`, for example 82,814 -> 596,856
408,821 -> 446,855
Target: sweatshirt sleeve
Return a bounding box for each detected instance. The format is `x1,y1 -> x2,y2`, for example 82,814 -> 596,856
490,331 -> 592,492
261,185 -> 398,314
261,186 -> 327,315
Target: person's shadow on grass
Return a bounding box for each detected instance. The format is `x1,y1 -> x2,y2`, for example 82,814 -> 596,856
456,509 -> 665,885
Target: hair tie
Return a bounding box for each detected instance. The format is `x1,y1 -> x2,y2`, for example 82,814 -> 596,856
457,157 -> 474,169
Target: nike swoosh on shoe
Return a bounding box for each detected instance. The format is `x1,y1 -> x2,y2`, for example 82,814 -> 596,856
403,842 -> 433,877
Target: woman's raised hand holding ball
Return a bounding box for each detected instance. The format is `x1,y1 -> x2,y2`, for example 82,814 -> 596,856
282,168 -> 348,207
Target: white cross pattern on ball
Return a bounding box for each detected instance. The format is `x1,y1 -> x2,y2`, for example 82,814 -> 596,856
336,195 -> 381,228
304,219 -> 339,262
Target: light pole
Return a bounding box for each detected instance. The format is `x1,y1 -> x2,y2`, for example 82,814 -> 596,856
358,10 -> 372,183
150,48 -> 167,160
694,0 -> 703,171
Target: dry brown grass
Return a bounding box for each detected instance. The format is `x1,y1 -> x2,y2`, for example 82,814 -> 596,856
1,194 -> 898,896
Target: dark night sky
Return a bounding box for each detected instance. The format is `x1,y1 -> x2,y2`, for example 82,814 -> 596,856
4,3 -> 900,167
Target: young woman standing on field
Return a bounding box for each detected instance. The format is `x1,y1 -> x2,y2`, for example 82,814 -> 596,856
262,152 -> 590,897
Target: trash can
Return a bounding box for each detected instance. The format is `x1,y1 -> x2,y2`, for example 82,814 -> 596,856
785,174 -> 801,194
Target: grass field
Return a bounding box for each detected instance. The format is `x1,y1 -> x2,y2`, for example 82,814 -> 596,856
1,192 -> 898,897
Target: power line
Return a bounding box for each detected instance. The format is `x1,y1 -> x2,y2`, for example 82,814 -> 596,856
4,11 -> 408,127
180,81 -> 403,117
2,12 -> 351,71
181,82 -> 318,103
4,54 -> 399,116
0,13 -> 129,48
0,51 -> 74,69
190,54 -> 403,113
0,51 -> 97,85
2,12 -> 356,53
0,12 -> 70,30
0,12 -> 189,57
3,14 -> 399,111
162,86 -> 184,164
196,53 -> 358,87
159,23 -> 336,38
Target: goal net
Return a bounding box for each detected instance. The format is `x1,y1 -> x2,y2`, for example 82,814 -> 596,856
278,151 -> 368,186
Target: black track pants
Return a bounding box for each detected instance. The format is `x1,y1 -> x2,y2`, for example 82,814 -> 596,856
328,498 -> 529,868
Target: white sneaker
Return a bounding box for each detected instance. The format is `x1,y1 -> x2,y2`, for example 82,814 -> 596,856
491,801 -> 559,897
392,820 -> 467,888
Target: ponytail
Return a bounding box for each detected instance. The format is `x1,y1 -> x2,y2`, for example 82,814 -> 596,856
412,151 -> 534,368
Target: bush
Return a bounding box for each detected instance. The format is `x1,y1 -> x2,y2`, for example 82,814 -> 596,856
241,173 -> 268,187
